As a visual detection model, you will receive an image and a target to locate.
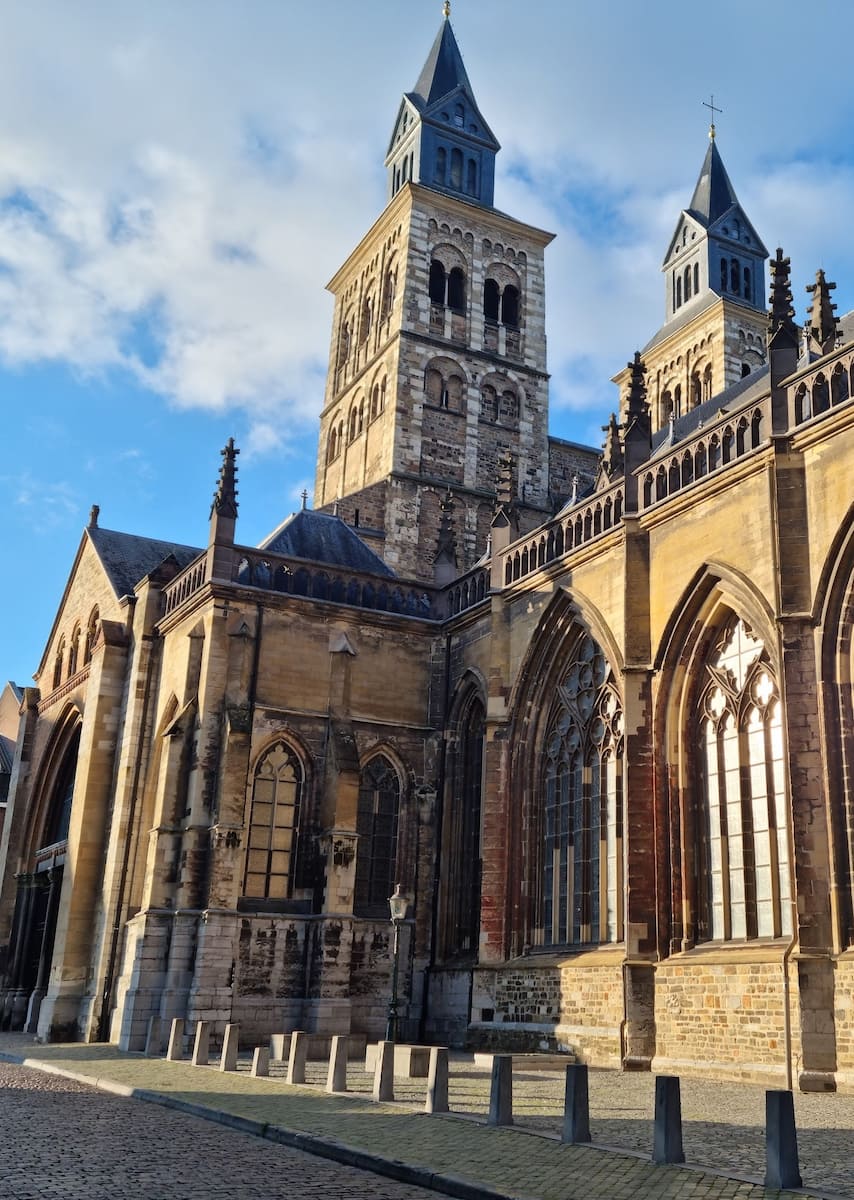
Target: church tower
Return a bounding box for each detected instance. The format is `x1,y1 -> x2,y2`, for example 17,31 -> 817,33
315,8 -> 555,581
616,127 -> 769,431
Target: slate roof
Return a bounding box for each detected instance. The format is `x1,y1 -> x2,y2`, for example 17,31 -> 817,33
88,527 -> 202,599
650,365 -> 770,458
411,19 -> 472,108
0,734 -> 13,775
259,510 -> 394,577
687,139 -> 740,227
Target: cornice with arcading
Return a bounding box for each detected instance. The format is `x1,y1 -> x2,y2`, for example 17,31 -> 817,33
37,664 -> 91,715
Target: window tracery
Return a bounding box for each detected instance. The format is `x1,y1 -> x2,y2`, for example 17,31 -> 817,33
243,741 -> 303,900
541,633 -> 623,946
354,755 -> 401,917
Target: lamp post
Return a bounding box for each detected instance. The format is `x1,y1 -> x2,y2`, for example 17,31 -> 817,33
386,883 -> 408,1043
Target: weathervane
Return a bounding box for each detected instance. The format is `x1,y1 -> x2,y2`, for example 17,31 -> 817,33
702,94 -> 722,140
443,1 -> 451,18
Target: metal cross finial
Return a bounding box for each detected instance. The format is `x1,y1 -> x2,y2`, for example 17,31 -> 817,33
703,94 -> 722,140
301,489 -> 308,510
443,0 -> 451,18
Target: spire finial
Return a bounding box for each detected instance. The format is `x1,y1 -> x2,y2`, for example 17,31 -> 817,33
443,0 -> 451,17
210,437 -> 239,521
301,489 -> 308,511
702,94 -> 722,140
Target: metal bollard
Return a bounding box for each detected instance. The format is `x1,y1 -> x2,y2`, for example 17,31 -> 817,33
562,1063 -> 591,1143
764,1089 -> 802,1190
652,1075 -> 685,1164
487,1055 -> 513,1127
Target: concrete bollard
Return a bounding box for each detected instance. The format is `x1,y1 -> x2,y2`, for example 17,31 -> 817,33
326,1035 -> 349,1093
270,1033 -> 288,1061
219,1023 -> 239,1072
765,1089 -> 802,1190
144,1015 -> 162,1057
425,1046 -> 449,1114
287,1030 -> 308,1085
487,1055 -> 513,1127
251,1046 -> 270,1078
191,1021 -> 211,1067
652,1075 -> 685,1164
562,1063 -> 591,1143
166,1018 -> 185,1061
373,1039 -> 395,1102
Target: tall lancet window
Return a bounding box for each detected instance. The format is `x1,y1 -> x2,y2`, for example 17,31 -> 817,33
540,633 -> 623,946
244,742 -> 302,900
697,618 -> 792,941
354,756 -> 401,917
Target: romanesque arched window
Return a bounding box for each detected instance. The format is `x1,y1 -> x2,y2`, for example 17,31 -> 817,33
84,608 -> 99,664
354,755 -> 401,917
540,633 -> 623,946
243,741 -> 303,900
483,278 -> 500,321
693,262 -> 700,294
447,267 -> 466,312
696,618 -> 791,941
501,285 -> 519,328
435,146 -> 447,184
450,147 -> 463,189
429,260 -> 446,305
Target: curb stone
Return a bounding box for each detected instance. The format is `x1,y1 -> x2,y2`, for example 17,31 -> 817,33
0,1049 -> 518,1200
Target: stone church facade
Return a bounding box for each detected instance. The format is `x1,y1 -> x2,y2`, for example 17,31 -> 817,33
3,15 -> 854,1093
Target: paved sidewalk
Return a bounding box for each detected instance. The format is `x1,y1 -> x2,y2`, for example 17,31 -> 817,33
0,1034 -> 841,1200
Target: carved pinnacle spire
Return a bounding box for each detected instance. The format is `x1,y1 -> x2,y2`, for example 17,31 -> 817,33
211,437 -> 239,520
805,268 -> 839,356
496,450 -> 515,507
768,247 -> 797,335
625,351 -> 649,426
601,412 -> 624,480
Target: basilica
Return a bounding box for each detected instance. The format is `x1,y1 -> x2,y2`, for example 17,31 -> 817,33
2,13 -> 854,1093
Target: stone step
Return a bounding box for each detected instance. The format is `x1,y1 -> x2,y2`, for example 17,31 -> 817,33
473,1051 -> 576,1072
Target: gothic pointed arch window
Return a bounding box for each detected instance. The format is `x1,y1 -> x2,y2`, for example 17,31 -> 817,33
354,755 -> 401,917
539,632 -> 623,946
68,624 -> 81,678
243,741 -> 303,900
693,261 -> 700,295
696,617 -> 791,940
41,725 -> 81,851
440,692 -> 485,960
52,638 -> 65,691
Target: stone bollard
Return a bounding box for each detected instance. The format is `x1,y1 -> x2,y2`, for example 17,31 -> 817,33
326,1035 -> 349,1093
251,1046 -> 270,1078
166,1018 -> 185,1062
652,1075 -> 685,1165
562,1063 -> 591,1143
192,1021 -> 211,1067
425,1046 -> 449,1114
487,1055 -> 513,1127
270,1033 -> 288,1061
219,1023 -> 239,1072
144,1015 -> 162,1057
373,1040 -> 395,1102
765,1089 -> 802,1190
287,1030 -> 308,1085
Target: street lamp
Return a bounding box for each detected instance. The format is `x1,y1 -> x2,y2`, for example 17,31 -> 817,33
386,883 -> 408,1043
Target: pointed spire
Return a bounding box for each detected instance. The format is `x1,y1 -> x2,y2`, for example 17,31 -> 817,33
211,437 -> 239,520
687,139 -> 740,227
768,248 -> 797,338
805,268 -> 840,356
600,413 -> 624,480
625,352 -> 649,423
412,16 -> 472,107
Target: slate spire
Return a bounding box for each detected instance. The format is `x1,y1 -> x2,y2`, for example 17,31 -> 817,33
687,138 -> 741,227
385,14 -> 499,206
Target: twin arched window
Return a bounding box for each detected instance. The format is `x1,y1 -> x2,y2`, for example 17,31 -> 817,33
429,260 -> 466,312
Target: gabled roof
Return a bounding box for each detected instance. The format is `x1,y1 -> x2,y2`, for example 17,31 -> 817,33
687,139 -> 740,227
412,19 -> 472,108
649,365 -> 770,458
259,510 -> 394,577
88,526 -> 202,599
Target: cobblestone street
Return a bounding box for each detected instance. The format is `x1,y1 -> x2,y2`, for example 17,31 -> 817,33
0,1061 -> 434,1200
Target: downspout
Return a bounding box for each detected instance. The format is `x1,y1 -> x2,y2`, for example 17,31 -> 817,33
97,631 -> 160,1041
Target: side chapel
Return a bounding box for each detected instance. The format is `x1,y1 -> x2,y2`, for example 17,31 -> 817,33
2,12 -> 854,1092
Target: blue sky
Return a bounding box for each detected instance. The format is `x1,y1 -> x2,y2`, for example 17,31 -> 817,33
4,0 -> 854,685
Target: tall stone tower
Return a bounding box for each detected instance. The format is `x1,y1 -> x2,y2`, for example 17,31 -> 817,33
615,128 -> 769,431
314,11 -> 555,581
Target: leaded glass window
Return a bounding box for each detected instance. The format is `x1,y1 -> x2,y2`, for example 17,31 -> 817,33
541,633 -> 623,946
698,618 -> 791,941
354,756 -> 401,917
243,742 -> 302,900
